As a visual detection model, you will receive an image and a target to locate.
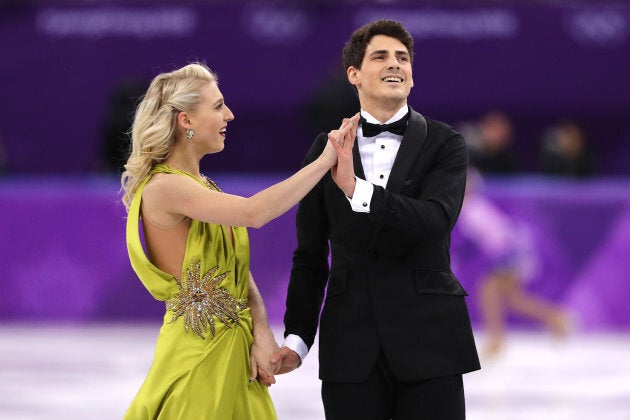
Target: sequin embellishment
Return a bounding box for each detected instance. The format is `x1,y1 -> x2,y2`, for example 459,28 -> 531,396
201,175 -> 223,192
166,259 -> 247,339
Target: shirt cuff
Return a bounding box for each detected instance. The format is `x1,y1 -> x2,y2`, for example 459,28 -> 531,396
348,177 -> 373,213
282,334 -> 309,363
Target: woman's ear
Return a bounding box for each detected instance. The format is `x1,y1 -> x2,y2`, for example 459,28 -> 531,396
177,111 -> 191,130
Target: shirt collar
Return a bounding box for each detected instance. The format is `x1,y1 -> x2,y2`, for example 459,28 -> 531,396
360,104 -> 409,125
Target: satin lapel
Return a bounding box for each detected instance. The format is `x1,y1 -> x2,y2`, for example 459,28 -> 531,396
353,139 -> 366,180
386,109 -> 427,193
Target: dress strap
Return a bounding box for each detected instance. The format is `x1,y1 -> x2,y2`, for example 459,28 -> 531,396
152,164 -> 222,191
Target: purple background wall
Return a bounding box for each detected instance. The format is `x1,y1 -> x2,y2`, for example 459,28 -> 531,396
1,1 -> 630,175
1,175 -> 629,330
1,1 -> 629,330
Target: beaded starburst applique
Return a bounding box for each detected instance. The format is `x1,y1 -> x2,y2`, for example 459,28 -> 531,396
166,259 -> 247,339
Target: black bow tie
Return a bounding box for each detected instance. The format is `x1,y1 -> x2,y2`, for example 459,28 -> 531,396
360,114 -> 409,137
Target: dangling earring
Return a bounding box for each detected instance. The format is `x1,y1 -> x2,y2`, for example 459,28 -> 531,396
186,127 -> 194,140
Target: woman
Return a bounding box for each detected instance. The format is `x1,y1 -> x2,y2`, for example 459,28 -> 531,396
120,62 -> 358,419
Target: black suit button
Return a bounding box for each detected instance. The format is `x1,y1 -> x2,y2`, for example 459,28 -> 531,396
380,144 -> 385,149
379,174 -> 384,179
362,202 -> 368,207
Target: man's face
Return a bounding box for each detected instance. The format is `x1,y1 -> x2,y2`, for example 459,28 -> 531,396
347,34 -> 414,111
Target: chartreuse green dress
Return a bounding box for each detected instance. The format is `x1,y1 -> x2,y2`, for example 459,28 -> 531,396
124,164 -> 277,420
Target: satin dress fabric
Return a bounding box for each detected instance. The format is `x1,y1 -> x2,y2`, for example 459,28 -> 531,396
124,164 -> 276,420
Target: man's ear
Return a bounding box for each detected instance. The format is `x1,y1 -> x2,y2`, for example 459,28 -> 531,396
347,66 -> 360,87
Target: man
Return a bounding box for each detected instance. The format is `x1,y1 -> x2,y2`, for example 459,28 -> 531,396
272,20 -> 480,419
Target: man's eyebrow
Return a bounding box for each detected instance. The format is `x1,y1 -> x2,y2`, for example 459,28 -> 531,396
369,49 -> 409,56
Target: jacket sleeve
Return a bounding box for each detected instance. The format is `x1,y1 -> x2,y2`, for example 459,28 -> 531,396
369,133 -> 468,241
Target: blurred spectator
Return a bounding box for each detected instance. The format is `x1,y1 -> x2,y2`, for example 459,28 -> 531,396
304,67 -> 360,137
455,168 -> 570,356
539,120 -> 592,177
468,111 -> 520,175
96,79 -> 148,174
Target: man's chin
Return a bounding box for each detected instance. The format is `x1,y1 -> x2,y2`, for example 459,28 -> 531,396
380,92 -> 409,105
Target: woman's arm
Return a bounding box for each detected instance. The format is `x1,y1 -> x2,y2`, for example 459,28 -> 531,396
247,271 -> 279,386
145,115 -> 359,228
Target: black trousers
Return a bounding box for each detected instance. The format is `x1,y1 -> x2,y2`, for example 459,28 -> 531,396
321,353 -> 465,420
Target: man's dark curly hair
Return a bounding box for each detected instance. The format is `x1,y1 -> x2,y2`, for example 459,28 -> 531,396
342,20 -> 414,70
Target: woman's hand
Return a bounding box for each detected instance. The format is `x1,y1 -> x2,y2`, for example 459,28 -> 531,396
250,326 -> 280,387
329,113 -> 359,197
320,114 -> 359,169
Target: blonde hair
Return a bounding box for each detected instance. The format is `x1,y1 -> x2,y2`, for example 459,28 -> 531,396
120,62 -> 217,210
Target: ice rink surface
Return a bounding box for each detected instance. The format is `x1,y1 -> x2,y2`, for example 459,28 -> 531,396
1,323 -> 629,420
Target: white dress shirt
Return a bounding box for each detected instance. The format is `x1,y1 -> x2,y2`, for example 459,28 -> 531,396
283,104 -> 409,362
349,105 -> 408,212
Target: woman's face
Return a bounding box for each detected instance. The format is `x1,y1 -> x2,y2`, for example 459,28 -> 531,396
187,82 -> 234,153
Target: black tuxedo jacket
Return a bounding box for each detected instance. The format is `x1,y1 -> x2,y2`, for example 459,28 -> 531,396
284,108 -> 480,382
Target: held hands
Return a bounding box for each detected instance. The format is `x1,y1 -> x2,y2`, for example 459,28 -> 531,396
269,346 -> 302,375
253,341 -> 301,385
320,114 -> 360,171
250,327 -> 280,387
329,113 -> 359,198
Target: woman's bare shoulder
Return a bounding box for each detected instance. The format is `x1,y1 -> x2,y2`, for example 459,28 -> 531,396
141,173 -> 199,216
143,172 -> 198,199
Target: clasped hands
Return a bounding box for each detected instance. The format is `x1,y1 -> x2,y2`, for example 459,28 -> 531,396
327,113 -> 360,198
250,334 -> 300,387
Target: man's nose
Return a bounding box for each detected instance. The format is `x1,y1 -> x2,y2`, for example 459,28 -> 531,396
386,55 -> 400,68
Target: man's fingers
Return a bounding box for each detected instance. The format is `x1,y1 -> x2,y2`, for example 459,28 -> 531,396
269,358 -> 281,374
343,115 -> 360,145
340,120 -> 354,135
330,114 -> 359,146
257,368 -> 276,386
338,117 -> 350,130
339,114 -> 359,144
270,347 -> 287,363
270,349 -> 286,374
